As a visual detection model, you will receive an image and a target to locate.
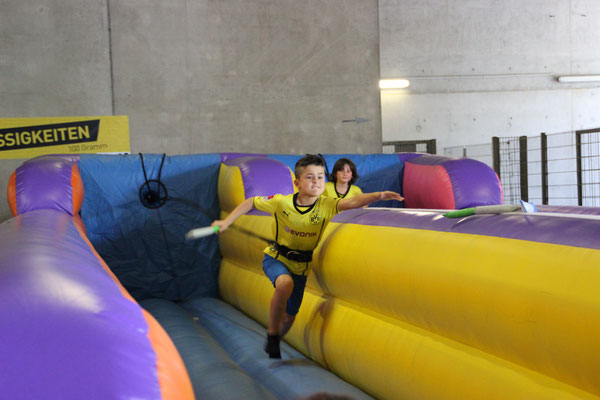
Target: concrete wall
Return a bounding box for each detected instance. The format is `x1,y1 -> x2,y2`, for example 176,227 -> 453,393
111,0 -> 381,155
0,0 -> 380,221
3,0 -> 599,219
380,0 -> 600,154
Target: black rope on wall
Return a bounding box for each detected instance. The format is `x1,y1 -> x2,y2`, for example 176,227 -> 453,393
139,153 -> 168,209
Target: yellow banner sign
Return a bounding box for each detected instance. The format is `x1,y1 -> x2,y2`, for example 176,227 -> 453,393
0,116 -> 130,159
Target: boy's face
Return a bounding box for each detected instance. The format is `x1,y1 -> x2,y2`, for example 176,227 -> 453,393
294,165 -> 326,197
336,163 -> 353,184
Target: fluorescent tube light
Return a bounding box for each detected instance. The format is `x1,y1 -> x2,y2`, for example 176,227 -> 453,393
557,75 -> 600,83
379,79 -> 410,89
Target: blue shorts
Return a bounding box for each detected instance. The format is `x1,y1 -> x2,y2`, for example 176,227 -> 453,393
262,254 -> 308,316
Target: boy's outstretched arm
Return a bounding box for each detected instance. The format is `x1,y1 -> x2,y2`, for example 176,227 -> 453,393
211,197 -> 255,232
338,191 -> 404,211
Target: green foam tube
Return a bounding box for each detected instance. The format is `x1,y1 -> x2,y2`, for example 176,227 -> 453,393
443,208 -> 476,218
444,204 -> 521,218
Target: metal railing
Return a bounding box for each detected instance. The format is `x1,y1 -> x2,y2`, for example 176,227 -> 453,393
443,128 -> 600,206
383,139 -> 436,154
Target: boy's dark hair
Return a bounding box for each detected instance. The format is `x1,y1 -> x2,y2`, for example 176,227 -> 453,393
295,154 -> 325,178
330,158 -> 359,185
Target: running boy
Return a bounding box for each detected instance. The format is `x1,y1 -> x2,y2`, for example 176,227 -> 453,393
211,154 -> 403,358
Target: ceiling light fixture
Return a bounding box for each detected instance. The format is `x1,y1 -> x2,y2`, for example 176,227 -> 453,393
557,75 -> 600,83
379,79 -> 410,89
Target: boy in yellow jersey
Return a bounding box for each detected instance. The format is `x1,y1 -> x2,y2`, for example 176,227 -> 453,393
324,158 -> 363,199
211,154 -> 403,358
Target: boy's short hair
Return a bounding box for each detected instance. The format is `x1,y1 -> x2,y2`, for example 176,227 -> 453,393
330,158 -> 359,185
295,154 -> 325,178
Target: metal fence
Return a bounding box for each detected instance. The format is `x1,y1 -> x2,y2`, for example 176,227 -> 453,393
383,139 -> 436,154
443,128 -> 600,206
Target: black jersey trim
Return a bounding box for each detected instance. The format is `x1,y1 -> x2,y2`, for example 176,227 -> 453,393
293,193 -> 317,214
315,219 -> 327,244
307,219 -> 328,274
335,184 -> 352,198
274,213 -> 280,258
302,262 -> 310,274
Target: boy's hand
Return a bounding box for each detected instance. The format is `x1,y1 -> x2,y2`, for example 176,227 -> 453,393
339,191 -> 404,211
379,191 -> 404,202
210,198 -> 256,234
211,220 -> 230,233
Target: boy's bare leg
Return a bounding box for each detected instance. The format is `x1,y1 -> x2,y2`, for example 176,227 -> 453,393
280,314 -> 296,337
265,274 -> 293,358
268,274 -> 294,335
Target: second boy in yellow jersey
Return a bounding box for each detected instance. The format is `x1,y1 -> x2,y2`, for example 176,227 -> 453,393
324,158 -> 363,199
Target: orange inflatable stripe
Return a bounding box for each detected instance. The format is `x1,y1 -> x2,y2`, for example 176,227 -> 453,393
71,164 -> 84,215
7,171 -> 17,217
142,309 -> 195,400
7,162 -> 84,217
73,216 -> 195,400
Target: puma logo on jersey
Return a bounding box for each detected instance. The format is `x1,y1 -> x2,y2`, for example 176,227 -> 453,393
282,210 -> 290,217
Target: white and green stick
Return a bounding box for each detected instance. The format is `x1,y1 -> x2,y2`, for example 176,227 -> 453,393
443,204 -> 520,218
185,224 -> 274,243
444,201 -> 600,221
185,225 -> 220,240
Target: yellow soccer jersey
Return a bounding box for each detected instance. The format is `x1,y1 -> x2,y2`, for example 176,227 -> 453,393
253,193 -> 341,275
324,181 -> 363,199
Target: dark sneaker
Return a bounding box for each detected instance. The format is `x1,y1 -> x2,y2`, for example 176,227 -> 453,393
264,334 -> 281,359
